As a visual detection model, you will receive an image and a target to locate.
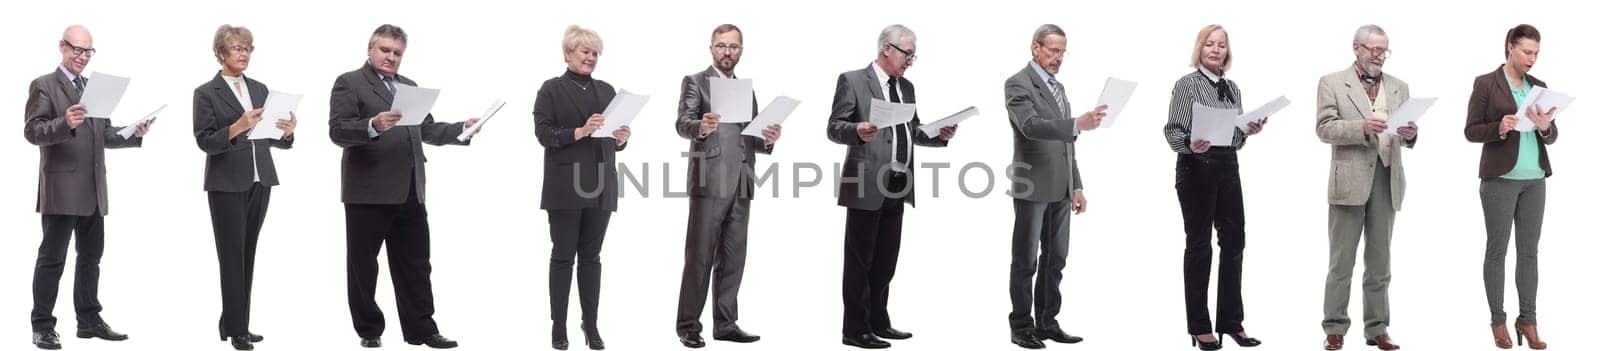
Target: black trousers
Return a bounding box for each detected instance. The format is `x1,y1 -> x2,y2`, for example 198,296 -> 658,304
345,185 -> 438,341
209,184 -> 271,338
1174,150 -> 1247,335
548,207 -> 612,322
1008,198 -> 1073,331
675,196 -> 751,335
841,172 -> 907,336
31,214 -> 106,332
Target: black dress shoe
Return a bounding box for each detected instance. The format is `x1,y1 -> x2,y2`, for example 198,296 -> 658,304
679,333 -> 705,348
360,337 -> 382,348
581,324 -> 605,350
1035,327 -> 1083,344
1225,332 -> 1262,347
406,334 -> 459,349
553,322 -> 569,350
1191,335 -> 1223,350
1011,330 -> 1046,349
32,331 -> 61,350
247,332 -> 264,343
872,327 -> 912,340
713,328 -> 761,343
842,333 -> 891,349
76,322 -> 129,341
230,336 -> 255,351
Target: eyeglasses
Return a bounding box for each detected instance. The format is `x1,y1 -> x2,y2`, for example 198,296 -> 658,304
62,41 -> 96,58
1358,43 -> 1393,58
712,43 -> 743,52
229,45 -> 256,54
887,43 -> 917,63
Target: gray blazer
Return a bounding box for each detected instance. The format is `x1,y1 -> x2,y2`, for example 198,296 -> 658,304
674,66 -> 773,199
23,68 -> 143,216
1314,65 -> 1414,210
193,72 -> 293,192
825,64 -> 948,210
329,62 -> 469,205
1003,63 -> 1082,204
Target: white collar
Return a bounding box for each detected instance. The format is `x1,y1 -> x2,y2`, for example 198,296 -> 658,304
1198,66 -> 1223,83
58,65 -> 80,83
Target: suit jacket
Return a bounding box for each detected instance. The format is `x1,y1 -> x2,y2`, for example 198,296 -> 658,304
1314,65 -> 1414,210
193,72 -> 293,192
328,62 -> 469,205
825,63 -> 948,210
674,66 -> 773,199
534,70 -> 626,211
1003,63 -> 1083,204
23,68 -> 143,216
1464,65 -> 1558,179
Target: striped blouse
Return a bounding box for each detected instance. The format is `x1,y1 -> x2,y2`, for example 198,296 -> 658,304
1164,69 -> 1248,153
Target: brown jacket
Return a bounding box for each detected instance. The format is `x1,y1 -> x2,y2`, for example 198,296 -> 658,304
1463,65 -> 1558,179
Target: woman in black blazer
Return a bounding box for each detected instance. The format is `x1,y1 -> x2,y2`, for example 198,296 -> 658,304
1463,24 -> 1556,350
191,25 -> 295,351
533,25 -> 630,351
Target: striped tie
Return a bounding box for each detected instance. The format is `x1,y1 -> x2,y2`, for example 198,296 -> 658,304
1049,77 -> 1067,118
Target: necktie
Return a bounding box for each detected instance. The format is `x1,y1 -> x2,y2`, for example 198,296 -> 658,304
888,77 -> 909,166
1048,77 -> 1067,118
73,77 -> 84,95
383,76 -> 397,95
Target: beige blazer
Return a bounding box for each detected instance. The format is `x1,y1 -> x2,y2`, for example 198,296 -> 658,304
1314,65 -> 1415,210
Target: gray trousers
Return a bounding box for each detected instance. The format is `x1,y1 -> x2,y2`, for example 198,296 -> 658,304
1322,165 -> 1395,338
1479,178 -> 1545,325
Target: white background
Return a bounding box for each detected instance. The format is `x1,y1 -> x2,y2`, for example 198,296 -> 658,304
0,0 -> 1594,350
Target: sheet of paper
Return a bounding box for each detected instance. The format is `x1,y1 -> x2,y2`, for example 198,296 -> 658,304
743,96 -> 800,137
595,89 -> 649,137
1189,101 -> 1238,146
115,104 -> 164,139
1514,87 -> 1576,132
81,72 -> 131,118
709,78 -> 755,123
248,91 -> 303,140
918,106 -> 978,136
457,99 -> 507,142
1094,77 -> 1137,128
1384,97 -> 1437,134
391,84 -> 440,126
868,99 -> 916,128
1235,95 -> 1290,130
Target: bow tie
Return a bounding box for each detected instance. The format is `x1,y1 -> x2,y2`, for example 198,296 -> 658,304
1213,78 -> 1235,104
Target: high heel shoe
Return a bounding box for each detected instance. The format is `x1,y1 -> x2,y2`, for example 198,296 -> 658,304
1225,332 -> 1262,347
1191,334 -> 1223,350
1514,322 -> 1547,350
552,322 -> 569,350
1491,324 -> 1512,349
581,321 -> 605,350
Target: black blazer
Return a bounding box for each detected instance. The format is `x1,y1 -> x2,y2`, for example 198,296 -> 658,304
328,62 -> 469,205
1464,65 -> 1559,179
193,72 -> 293,192
23,68 -> 143,216
534,70 -> 626,211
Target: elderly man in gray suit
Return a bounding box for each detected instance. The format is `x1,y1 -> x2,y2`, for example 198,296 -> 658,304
1314,24 -> 1417,351
826,24 -> 957,350
672,24 -> 780,349
23,25 -> 155,350
1002,24 -> 1106,350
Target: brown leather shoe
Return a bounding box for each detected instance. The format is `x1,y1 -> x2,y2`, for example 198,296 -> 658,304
1324,335 -> 1344,350
1514,322 -> 1547,350
1491,324 -> 1512,349
1365,334 -> 1400,350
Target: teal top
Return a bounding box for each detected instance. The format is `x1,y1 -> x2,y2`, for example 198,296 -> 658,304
1501,72 -> 1545,180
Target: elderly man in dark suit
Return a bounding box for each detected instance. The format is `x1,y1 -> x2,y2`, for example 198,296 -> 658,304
328,24 -> 475,350
826,24 -> 957,350
23,24 -> 155,350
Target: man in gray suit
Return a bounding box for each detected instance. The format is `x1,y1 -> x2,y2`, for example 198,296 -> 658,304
826,24 -> 958,349
673,24 -> 780,349
1314,24 -> 1417,351
1002,24 -> 1105,350
328,24 -> 475,349
23,25 -> 154,350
